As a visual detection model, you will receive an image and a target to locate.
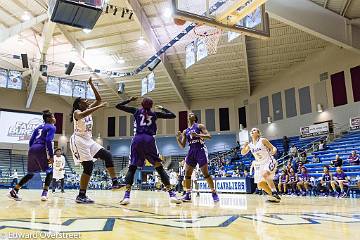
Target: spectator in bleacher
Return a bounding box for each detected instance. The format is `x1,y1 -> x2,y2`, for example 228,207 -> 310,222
331,166 -> 349,198
331,155 -> 343,167
235,141 -> 240,150
299,151 -> 308,164
316,165 -> 333,196
318,140 -> 327,151
297,166 -> 311,196
311,153 -> 321,163
278,169 -> 288,194
10,169 -> 18,188
289,144 -> 298,157
282,136 -> 290,156
348,151 -> 359,165
287,168 -> 298,195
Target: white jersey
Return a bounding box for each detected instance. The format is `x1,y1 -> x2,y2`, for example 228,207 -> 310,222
53,155 -> 65,180
249,137 -> 273,164
70,114 -> 102,164
249,138 -> 277,183
73,115 -> 93,139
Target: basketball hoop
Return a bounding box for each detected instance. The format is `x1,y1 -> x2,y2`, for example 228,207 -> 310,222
193,24 -> 222,55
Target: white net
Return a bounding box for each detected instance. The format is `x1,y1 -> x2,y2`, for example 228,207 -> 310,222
193,25 -> 223,55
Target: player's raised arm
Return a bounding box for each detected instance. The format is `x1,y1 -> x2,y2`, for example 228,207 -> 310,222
88,77 -> 102,108
262,138 -> 277,156
176,130 -> 186,149
74,102 -> 107,121
241,142 -> 250,156
196,124 -> 211,139
115,97 -> 138,114
155,105 -> 176,119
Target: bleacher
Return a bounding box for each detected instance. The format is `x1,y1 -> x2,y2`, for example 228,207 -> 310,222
304,130 -> 360,179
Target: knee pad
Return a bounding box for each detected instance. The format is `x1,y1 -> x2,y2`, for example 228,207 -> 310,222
82,161 -> 94,176
94,149 -> 114,168
125,165 -> 137,186
18,173 -> 35,187
155,166 -> 170,186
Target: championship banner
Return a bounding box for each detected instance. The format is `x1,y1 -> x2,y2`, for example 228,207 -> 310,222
350,116 -> 360,130
198,177 -> 252,193
300,122 -> 329,138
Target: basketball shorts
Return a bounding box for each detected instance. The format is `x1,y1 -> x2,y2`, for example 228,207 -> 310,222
254,158 -> 277,184
70,134 -> 102,165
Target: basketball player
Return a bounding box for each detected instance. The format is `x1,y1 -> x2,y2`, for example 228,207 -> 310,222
70,77 -> 121,204
241,128 -> 281,202
191,166 -> 200,197
176,112 -> 219,202
52,148 -> 65,193
115,96 -> 181,205
8,110 -> 56,201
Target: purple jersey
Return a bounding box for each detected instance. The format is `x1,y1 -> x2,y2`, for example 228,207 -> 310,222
185,123 -> 204,148
281,174 -> 287,183
289,173 -> 297,182
334,172 -> 347,180
29,123 -> 56,158
134,109 -> 158,136
322,173 -> 331,182
299,173 -> 310,181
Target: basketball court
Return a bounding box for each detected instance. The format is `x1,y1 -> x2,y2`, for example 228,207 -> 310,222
1,0 -> 360,239
1,190 -> 359,240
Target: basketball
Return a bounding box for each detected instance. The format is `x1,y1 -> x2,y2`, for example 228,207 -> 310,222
174,18 -> 186,26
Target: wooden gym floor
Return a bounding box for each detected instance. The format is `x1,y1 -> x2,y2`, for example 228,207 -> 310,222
0,189 -> 359,240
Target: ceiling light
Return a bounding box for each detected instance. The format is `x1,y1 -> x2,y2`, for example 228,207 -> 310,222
113,7 -> 118,15
163,8 -> 172,18
121,8 -> 125,18
82,28 -> 92,34
117,57 -> 125,64
137,36 -> 146,45
21,11 -> 31,21
129,11 -> 133,20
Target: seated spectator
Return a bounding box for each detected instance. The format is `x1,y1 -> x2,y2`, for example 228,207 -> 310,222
289,144 -> 298,157
316,165 -> 333,196
283,136 -> 290,156
299,151 -> 308,164
318,140 -> 327,151
330,166 -> 349,198
331,154 -> 343,167
348,151 -> 359,165
312,153 -> 321,163
278,169 -> 288,194
287,168 -> 298,194
235,141 -> 240,150
297,166 -> 311,196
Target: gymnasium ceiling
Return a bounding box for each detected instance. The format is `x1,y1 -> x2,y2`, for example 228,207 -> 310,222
0,0 -> 359,108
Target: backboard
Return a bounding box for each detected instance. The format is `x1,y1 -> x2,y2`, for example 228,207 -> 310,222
172,0 -> 270,39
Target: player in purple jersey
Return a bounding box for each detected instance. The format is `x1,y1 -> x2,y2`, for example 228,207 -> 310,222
316,165 -> 333,196
331,166 -> 349,197
8,110 -> 56,201
297,166 -> 311,196
116,96 -> 181,205
287,168 -> 298,195
176,112 -> 219,202
278,169 -> 288,194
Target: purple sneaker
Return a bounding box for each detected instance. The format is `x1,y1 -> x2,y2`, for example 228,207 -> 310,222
41,190 -> 48,201
182,192 -> 192,202
8,189 -> 22,201
120,191 -> 130,205
169,190 -> 181,204
76,195 -> 94,204
212,192 -> 220,202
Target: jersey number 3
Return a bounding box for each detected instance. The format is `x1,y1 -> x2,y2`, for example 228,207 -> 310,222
140,114 -> 153,126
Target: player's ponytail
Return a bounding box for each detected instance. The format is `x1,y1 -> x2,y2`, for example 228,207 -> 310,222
70,97 -> 82,122
141,97 -> 153,123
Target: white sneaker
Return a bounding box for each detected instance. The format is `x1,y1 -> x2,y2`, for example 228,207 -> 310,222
120,198 -> 130,205
170,196 -> 182,204
41,191 -> 48,201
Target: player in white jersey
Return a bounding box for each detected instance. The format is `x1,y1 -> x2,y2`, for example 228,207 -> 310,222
52,148 -> 66,193
241,128 -> 281,203
69,77 -> 121,204
191,166 -> 200,197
